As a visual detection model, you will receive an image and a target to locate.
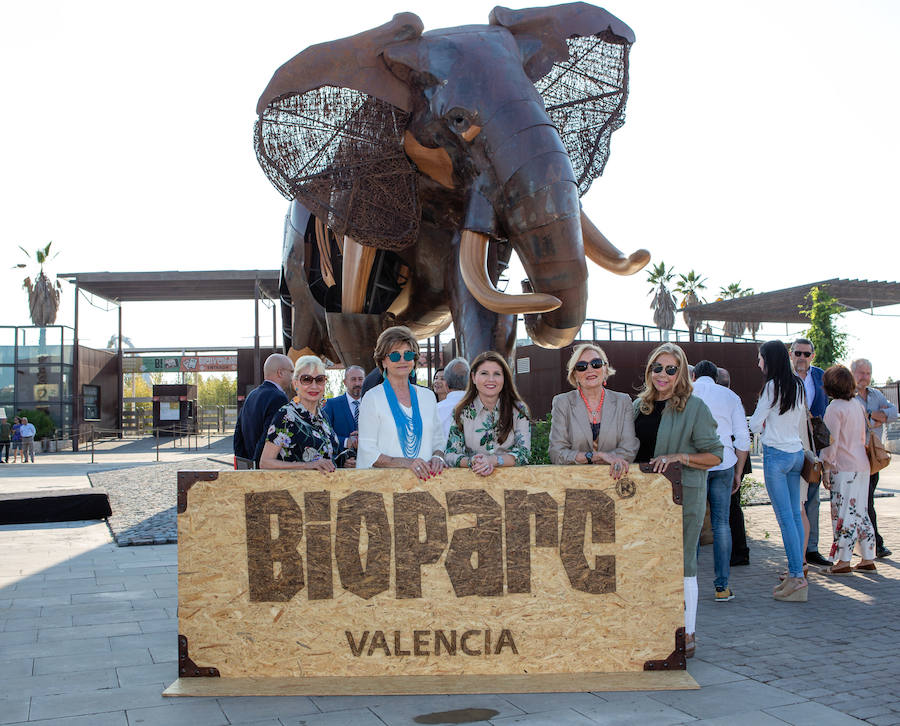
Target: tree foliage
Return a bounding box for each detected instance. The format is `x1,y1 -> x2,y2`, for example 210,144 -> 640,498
20,241 -> 62,327
800,286 -> 847,369
198,375 -> 237,407
647,261 -> 676,330
675,270 -> 707,332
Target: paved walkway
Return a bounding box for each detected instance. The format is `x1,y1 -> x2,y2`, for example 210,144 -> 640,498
1,452 -> 897,725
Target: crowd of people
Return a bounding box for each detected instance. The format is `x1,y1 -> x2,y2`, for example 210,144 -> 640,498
234,327 -> 897,658
0,414 -> 37,464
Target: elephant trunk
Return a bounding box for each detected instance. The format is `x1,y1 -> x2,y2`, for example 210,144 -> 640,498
461,98 -> 587,348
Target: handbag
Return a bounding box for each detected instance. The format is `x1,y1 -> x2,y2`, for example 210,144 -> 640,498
809,415 -> 831,451
800,414 -> 823,484
801,450 -> 823,484
866,430 -> 891,474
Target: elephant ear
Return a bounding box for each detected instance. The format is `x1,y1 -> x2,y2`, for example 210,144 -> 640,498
254,13 -> 424,251
490,3 -> 634,197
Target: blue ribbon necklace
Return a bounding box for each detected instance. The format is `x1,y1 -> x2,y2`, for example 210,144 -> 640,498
382,376 -> 423,458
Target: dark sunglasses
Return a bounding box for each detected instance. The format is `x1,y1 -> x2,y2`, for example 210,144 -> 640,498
793,351 -> 812,358
298,374 -> 327,385
388,350 -> 417,362
574,358 -> 607,372
651,364 -> 679,376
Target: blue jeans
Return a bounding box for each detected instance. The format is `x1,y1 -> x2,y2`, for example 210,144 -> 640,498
805,481 -> 820,552
707,466 -> 735,590
763,445 -> 806,578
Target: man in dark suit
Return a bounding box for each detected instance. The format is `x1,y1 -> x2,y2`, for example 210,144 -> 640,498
790,338 -> 831,567
233,353 -> 293,467
323,366 -> 365,452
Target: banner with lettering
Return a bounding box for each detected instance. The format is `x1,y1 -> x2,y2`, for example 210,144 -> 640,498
175,466 -> 686,689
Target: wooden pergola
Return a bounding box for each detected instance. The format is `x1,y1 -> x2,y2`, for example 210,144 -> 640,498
683,278 -> 900,324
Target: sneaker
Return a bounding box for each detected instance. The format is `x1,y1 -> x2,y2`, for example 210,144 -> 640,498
715,587 -> 735,602
876,547 -> 892,559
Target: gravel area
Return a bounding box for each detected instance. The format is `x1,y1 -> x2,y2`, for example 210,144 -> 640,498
88,457 -> 232,546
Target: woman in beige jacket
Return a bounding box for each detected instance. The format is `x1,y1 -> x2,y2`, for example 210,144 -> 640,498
549,344 -> 639,479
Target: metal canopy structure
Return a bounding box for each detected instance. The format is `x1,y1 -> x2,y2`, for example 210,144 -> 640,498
56,270 -> 279,303
56,271 -> 283,447
684,279 -> 900,324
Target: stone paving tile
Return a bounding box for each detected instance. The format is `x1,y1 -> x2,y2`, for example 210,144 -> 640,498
6,714 -> 128,726
72,606 -> 169,626
0,658 -> 32,678
277,707 -> 387,726
491,708 -> 601,725
125,699 -> 229,726
29,682 -> 170,721
2,668 -> 119,698
502,692 -> 609,714
368,694 -> 524,725
2,613 -> 74,631
569,693 -> 696,725
647,680 -> 805,720
37,620 -> 143,642
0,697 -> 30,725
690,713 -> 788,726
138,617 -> 176,634
33,648 -> 152,675
116,660 -> 180,686
0,635 -> 112,660
765,701 -> 867,724
216,696 -> 319,723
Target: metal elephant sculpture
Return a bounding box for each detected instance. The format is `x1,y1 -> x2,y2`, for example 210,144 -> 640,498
254,2 -> 649,368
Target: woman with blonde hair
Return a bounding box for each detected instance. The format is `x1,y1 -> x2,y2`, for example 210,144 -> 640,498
549,343 -> 638,478
356,326 -> 445,480
259,355 -> 344,472
445,351 -> 530,474
633,343 -> 723,657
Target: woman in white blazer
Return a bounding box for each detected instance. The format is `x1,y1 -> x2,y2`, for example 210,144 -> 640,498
549,343 -> 639,479
356,326 -> 445,480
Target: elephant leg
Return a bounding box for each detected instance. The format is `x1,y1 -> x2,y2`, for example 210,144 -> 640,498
447,230 -> 517,363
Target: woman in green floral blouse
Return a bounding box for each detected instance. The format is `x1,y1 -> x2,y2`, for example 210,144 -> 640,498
259,355 -> 346,473
445,351 -> 531,475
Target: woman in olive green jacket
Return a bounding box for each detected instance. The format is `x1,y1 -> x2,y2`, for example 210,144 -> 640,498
633,343 -> 723,658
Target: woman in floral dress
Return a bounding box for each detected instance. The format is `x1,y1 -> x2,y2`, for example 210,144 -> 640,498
444,351 -> 530,475
259,355 -> 344,472
820,365 -> 877,574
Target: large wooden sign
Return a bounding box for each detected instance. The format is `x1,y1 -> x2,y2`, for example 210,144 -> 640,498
165,465 -> 696,696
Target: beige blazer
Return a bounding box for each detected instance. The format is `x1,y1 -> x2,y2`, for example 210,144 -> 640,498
549,388 -> 639,464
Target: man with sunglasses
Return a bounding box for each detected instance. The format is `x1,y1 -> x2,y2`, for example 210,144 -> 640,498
790,338 -> 831,568
233,353 -> 293,468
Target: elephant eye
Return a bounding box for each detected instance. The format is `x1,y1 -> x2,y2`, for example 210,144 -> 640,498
446,108 -> 472,134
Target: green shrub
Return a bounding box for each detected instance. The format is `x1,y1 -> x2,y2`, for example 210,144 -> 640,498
529,413 -> 552,464
16,408 -> 55,439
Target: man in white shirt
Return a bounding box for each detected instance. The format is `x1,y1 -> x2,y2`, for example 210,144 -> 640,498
19,417 -> 37,463
436,357 -> 470,442
691,361 -> 751,602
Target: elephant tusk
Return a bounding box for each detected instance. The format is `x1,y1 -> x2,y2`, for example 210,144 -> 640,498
581,210 -> 650,275
459,230 -> 561,314
341,236 -> 376,313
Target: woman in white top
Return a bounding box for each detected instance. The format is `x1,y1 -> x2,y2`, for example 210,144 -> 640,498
356,326 -> 445,480
749,340 -> 810,602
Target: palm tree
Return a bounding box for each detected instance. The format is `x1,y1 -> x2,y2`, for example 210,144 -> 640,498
741,288 -> 760,340
647,261 -> 676,331
718,282 -> 746,338
19,242 -> 61,327
675,270 -> 707,338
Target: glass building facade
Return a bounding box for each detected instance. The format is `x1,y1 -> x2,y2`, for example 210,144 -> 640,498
0,326 -> 75,432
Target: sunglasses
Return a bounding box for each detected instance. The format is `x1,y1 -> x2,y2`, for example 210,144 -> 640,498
793,351 -> 812,358
574,358 -> 607,372
297,374 -> 327,385
388,350 -> 417,362
651,364 -> 679,376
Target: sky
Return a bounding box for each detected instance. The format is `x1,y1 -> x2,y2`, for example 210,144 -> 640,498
2,0 -> 898,381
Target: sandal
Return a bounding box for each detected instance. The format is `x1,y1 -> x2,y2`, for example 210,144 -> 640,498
822,565 -> 853,576
684,632 -> 695,658
774,581 -> 808,601
779,564 -> 809,581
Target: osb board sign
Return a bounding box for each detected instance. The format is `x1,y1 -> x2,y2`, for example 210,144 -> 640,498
176,465 -> 685,682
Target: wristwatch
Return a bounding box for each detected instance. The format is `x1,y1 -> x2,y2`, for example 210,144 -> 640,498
585,451 -> 593,464
496,455 -> 505,466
